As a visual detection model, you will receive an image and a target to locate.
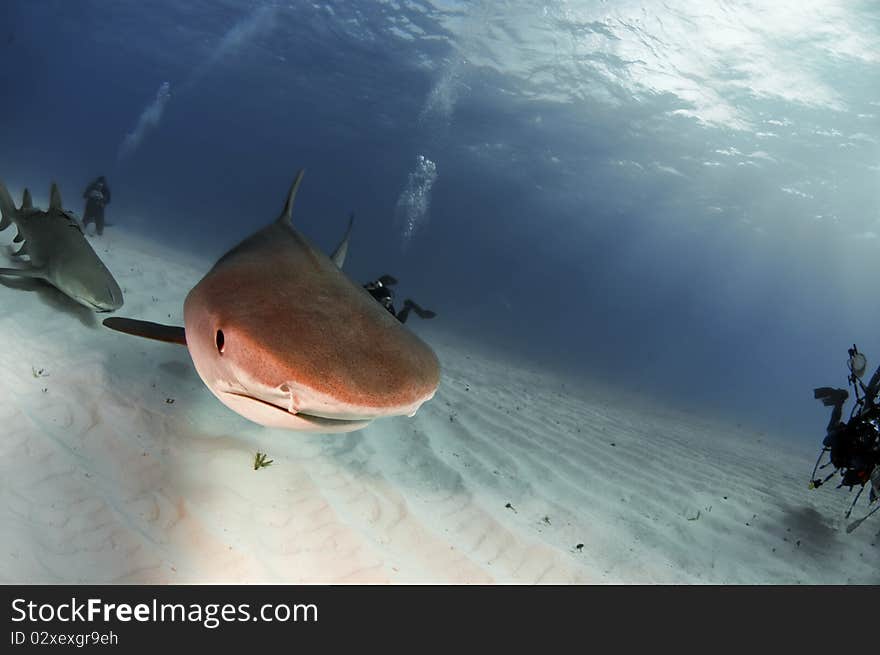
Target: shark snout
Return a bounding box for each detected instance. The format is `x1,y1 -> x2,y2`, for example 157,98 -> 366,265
65,275 -> 124,312
103,283 -> 124,310
79,285 -> 123,312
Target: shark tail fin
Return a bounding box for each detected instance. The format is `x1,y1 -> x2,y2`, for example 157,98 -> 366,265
331,212 -> 354,269
0,182 -> 16,231
21,188 -> 32,210
277,169 -> 306,226
49,182 -> 63,210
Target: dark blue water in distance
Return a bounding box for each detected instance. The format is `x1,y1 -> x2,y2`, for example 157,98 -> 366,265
1,0 -> 878,444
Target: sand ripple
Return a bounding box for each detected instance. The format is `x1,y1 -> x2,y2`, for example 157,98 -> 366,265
0,229 -> 876,583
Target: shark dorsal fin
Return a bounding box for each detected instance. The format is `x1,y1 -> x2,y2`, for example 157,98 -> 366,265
276,169 -> 305,226
49,183 -> 63,210
331,213 -> 355,269
21,189 -> 32,210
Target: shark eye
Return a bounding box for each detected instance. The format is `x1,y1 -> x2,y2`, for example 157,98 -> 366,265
216,329 -> 225,354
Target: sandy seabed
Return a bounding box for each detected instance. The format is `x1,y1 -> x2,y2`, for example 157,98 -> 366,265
0,225 -> 877,585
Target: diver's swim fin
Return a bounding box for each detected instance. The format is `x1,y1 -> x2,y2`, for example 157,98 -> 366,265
403,299 -> 436,319
814,387 -> 848,406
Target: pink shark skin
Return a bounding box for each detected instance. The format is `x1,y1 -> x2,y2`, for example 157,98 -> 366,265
181,172 -> 440,433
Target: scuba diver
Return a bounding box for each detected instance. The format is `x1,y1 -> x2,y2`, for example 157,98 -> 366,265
82,176 -> 112,235
811,344 -> 880,531
363,274 -> 436,324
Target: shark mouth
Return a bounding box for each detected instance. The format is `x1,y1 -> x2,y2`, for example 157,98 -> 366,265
89,303 -> 117,313
76,298 -> 117,313
73,285 -> 122,312
223,390 -> 371,430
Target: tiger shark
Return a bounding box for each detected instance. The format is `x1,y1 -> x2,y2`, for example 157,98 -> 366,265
0,182 -> 123,312
103,170 -> 440,433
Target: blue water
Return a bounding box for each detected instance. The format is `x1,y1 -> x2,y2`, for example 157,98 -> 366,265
2,0 -> 879,443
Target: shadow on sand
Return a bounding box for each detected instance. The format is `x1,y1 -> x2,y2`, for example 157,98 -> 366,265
0,274 -> 99,328
159,359 -> 196,380
779,504 -> 839,555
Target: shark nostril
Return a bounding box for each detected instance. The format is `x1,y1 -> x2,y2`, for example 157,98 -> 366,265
216,329 -> 225,354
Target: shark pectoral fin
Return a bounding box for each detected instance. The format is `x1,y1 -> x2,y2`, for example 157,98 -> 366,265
0,266 -> 45,279
331,212 -> 354,269
103,317 -> 187,346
